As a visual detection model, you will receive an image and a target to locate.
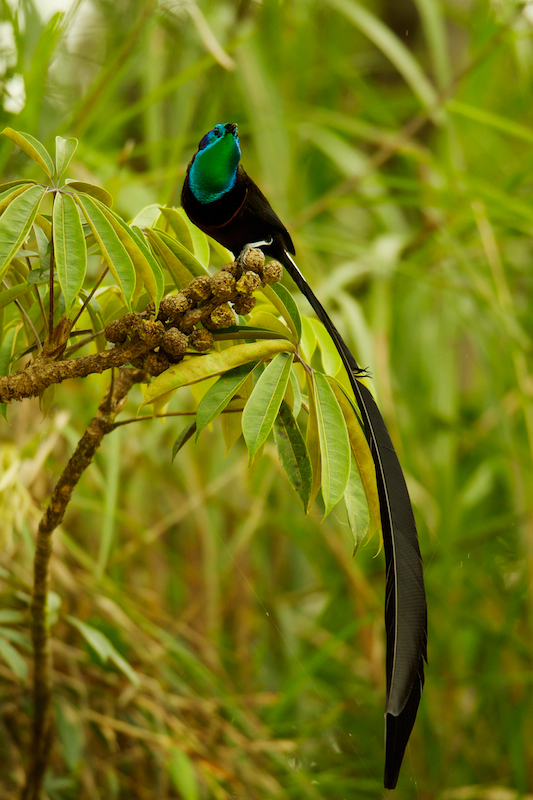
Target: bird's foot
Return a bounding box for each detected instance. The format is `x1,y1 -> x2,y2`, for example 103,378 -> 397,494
236,239 -> 273,269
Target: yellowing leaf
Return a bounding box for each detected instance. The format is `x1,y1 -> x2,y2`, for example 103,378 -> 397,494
55,136 -> 78,180
2,128 -> 55,178
0,185 -> 46,283
314,372 -> 351,516
141,339 -> 295,409
247,311 -> 293,339
309,317 -> 342,376
261,283 -> 301,343
66,180 -> 113,207
94,202 -> 164,309
305,372 -> 322,508
159,206 -> 194,252
75,193 -> 136,309
328,376 -> 381,541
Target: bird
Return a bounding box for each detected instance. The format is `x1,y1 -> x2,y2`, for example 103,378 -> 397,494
181,122 -> 427,789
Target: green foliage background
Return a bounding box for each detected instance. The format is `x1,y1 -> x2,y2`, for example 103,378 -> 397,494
1,0 -> 533,797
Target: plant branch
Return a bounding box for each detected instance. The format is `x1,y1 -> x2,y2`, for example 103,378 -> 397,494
70,267 -> 109,330
64,328 -> 105,357
21,367 -> 147,800
33,284 -> 48,330
1,253 -> 273,403
0,331 -> 160,404
112,406 -> 244,427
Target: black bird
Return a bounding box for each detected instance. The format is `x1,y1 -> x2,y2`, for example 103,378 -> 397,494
181,122 -> 427,789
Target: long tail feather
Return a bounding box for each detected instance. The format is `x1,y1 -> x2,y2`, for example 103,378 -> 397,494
278,251 -> 427,790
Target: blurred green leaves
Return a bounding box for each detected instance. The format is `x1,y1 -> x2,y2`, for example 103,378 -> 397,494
1,0 -> 533,796
66,616 -> 139,687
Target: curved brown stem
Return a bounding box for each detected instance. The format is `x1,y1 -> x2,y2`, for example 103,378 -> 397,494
0,337 -> 154,404
21,368 -> 146,800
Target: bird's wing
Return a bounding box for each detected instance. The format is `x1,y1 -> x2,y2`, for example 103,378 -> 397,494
244,176 -> 296,254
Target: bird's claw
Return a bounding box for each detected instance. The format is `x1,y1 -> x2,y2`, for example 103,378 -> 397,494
236,239 -> 273,268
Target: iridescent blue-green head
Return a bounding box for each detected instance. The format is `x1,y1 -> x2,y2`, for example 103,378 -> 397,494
188,122 -> 241,203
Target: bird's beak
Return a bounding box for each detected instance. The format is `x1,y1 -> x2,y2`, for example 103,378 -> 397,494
225,123 -> 238,136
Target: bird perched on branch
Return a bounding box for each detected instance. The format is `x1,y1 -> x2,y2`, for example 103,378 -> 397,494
181,121 -> 427,789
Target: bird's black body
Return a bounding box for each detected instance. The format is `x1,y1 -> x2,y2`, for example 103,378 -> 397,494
181,123 -> 427,790
181,163 -> 296,261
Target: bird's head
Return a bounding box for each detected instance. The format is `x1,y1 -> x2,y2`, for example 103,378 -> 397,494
188,122 -> 241,203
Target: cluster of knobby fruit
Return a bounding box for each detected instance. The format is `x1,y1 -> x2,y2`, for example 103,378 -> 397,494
103,249 -> 283,376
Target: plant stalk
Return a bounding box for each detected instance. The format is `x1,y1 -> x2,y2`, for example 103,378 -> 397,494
21,368 -> 145,800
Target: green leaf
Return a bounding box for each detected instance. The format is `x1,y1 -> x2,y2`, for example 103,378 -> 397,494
159,207 -> 194,252
2,128 -> 55,179
0,183 -> 38,215
130,204 -> 161,228
0,610 -> 25,624
168,747 -> 199,800
247,310 -> 293,340
66,616 -> 139,687
305,372 -> 322,508
309,317 -> 342,376
0,185 -> 46,284
0,180 -> 37,194
34,214 -> 52,238
130,225 -> 166,307
53,192 -> 87,314
273,399 -> 312,511
414,0 -> 450,89
344,452 -> 371,553
55,698 -> 84,771
65,181 -> 113,207
242,351 -> 294,462
0,636 -> 27,681
75,194 -> 136,309
171,421 -> 197,461
0,326 -> 18,418
328,376 -> 381,540
261,282 -> 301,343
47,592 -> 62,626
289,368 -> 302,417
33,221 -> 51,272
144,228 -> 196,288
301,315 -> 317,362
0,627 -> 31,649
24,11 -> 64,129
142,339 -> 295,409
196,360 -> 259,437
94,202 -> 164,310
447,99 -> 533,145
188,223 -> 210,268
55,136 -> 78,180
207,235 -> 234,265
314,371 -> 351,516
146,228 -> 208,278
0,283 -> 33,311
221,400 -> 244,454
